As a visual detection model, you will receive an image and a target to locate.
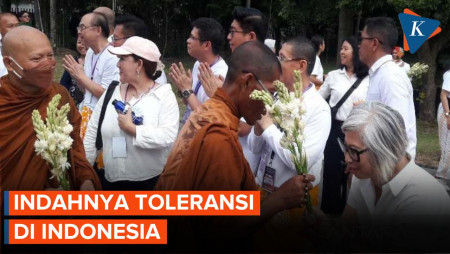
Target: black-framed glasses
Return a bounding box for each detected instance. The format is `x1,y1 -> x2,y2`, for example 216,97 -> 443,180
112,36 -> 130,42
77,25 -> 99,33
228,28 -> 247,37
338,138 -> 368,162
277,55 -> 311,65
242,70 -> 276,100
188,34 -> 202,41
358,34 -> 383,45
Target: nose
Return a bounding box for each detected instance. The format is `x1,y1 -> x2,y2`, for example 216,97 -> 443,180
344,150 -> 352,164
227,33 -> 232,41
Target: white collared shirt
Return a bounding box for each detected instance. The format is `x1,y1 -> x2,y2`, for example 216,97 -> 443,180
80,46 -> 120,111
248,86 -> 331,187
84,82 -> 179,182
311,55 -> 324,81
366,54 -> 417,158
442,70 -> 450,96
347,159 -> 450,227
318,68 -> 370,121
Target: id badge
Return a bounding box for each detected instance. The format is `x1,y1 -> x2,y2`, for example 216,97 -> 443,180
112,136 -> 127,158
262,166 -> 276,193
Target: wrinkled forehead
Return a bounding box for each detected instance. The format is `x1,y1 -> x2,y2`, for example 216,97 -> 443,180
8,35 -> 52,58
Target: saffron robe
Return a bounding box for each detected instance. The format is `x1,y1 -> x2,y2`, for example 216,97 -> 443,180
156,88 -> 256,191
0,75 -> 101,192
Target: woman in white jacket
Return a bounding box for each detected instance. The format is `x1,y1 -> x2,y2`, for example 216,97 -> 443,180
84,36 -> 179,190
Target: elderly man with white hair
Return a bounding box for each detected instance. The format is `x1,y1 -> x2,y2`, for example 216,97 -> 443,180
341,102 -> 450,227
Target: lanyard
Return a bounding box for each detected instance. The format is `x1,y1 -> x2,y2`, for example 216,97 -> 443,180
90,46 -> 108,80
124,83 -> 156,107
194,56 -> 221,96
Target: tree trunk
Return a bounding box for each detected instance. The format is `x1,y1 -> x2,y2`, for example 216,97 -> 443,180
417,35 -> 448,121
246,0 -> 251,8
336,6 -> 354,65
49,0 -> 56,48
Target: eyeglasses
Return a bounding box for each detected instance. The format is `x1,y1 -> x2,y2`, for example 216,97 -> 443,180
112,36 -> 130,42
77,25 -> 99,33
242,70 -> 275,100
278,55 -> 311,64
21,15 -> 30,18
228,28 -> 247,37
358,35 -> 383,45
338,138 -> 368,162
188,34 -> 201,41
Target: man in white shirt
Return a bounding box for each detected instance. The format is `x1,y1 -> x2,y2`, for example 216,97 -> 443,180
112,14 -> 167,85
0,13 -> 19,77
170,17 -> 228,125
359,17 -> 417,158
249,36 -> 331,196
63,12 -> 119,137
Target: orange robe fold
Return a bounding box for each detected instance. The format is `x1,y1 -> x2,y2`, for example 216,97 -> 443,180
156,87 -> 256,191
0,76 -> 101,192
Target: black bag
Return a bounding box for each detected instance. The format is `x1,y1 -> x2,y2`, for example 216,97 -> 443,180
96,80 -> 120,150
92,80 -> 119,180
330,77 -> 365,120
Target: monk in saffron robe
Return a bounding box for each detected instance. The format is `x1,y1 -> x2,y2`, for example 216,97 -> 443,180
0,26 -> 101,195
156,41 -> 314,251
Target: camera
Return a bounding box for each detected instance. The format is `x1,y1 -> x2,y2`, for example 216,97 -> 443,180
112,99 -> 144,125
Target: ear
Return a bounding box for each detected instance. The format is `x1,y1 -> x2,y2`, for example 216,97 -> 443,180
203,41 -> 211,50
3,56 -> 13,71
299,60 -> 308,73
248,31 -> 257,41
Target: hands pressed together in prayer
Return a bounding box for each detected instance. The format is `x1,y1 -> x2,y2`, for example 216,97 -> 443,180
170,62 -> 224,98
254,113 -> 273,136
169,62 -> 192,92
62,55 -> 86,90
198,62 -> 224,97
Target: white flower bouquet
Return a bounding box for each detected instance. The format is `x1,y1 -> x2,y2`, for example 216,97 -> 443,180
408,62 -> 429,80
250,70 -> 311,211
32,94 -> 73,190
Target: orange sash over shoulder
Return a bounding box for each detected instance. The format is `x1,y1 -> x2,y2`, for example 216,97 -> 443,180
0,76 -> 101,192
156,88 -> 256,191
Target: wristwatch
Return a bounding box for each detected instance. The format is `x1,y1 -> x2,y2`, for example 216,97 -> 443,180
445,112 -> 450,117
179,89 -> 194,99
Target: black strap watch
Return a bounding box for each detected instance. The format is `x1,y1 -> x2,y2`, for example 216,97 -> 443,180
179,89 -> 194,99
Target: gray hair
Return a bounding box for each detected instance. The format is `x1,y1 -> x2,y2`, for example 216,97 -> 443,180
342,102 -> 408,184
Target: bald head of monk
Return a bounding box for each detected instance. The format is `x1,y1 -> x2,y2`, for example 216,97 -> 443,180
223,40 -> 281,125
2,26 -> 56,93
93,6 -> 115,36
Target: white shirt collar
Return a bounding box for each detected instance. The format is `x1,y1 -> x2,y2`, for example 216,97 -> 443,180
383,157 -> 415,196
369,54 -> 393,76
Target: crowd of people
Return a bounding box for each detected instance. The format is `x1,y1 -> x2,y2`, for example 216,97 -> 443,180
1,6 -> 450,251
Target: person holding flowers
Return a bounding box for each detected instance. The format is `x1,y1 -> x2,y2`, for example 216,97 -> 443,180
0,26 -> 101,193
248,36 -> 330,199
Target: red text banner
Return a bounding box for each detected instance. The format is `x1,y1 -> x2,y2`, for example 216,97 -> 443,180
5,191 -> 260,216
5,219 -> 167,244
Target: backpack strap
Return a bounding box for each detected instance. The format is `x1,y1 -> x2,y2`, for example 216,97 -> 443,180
96,81 -> 120,150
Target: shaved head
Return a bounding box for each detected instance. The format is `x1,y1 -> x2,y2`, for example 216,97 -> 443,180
2,26 -> 49,57
2,26 -> 55,92
94,6 -> 115,34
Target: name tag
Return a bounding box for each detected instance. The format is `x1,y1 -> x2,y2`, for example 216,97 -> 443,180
112,136 -> 127,158
262,166 -> 276,193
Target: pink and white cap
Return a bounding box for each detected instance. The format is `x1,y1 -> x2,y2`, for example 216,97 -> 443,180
108,36 -> 164,73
